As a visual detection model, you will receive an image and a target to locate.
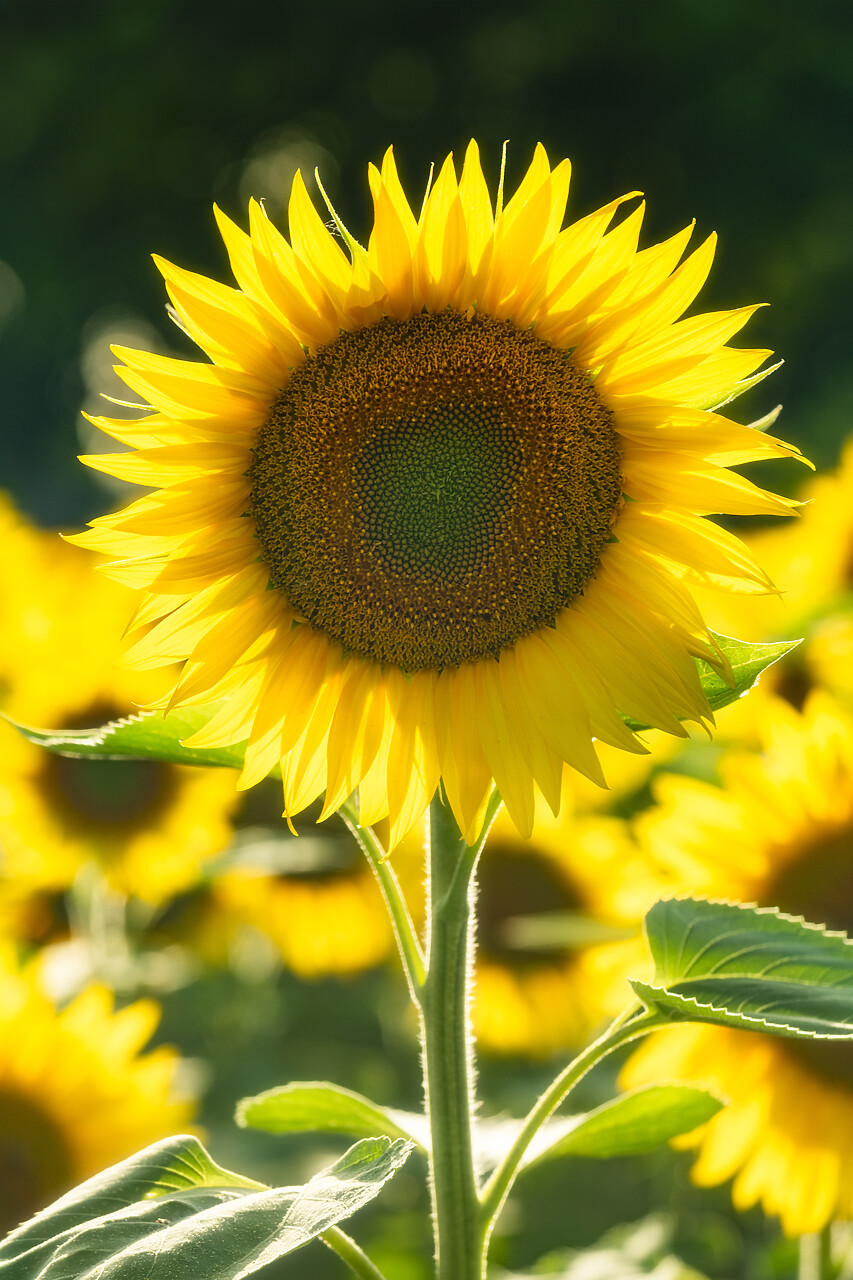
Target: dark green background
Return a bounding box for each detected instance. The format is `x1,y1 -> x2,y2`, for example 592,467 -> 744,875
2,0 -> 852,528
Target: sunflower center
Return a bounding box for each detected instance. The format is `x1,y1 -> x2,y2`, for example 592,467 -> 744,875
0,1089 -> 74,1232
767,824 -> 853,1087
250,310 -> 621,671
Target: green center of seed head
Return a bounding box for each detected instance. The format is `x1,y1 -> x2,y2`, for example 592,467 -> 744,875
358,403 -> 522,579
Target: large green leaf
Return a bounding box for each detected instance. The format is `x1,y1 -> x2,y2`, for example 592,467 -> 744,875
237,1082 -> 428,1152
0,1136 -> 263,1264
633,898 -> 853,1037
0,1134 -> 413,1280
6,633 -> 795,769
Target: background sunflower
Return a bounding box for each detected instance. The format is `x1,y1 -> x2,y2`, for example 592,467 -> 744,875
0,945 -> 194,1234
0,499 -> 241,906
624,693 -> 853,1236
472,804 -> 656,1058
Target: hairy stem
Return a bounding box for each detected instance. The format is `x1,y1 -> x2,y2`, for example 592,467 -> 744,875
421,790 -> 501,1280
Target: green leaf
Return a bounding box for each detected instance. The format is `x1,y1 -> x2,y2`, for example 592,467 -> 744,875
3,706 -> 244,770
0,1134 -> 413,1280
237,1082 -> 428,1152
623,632 -> 799,734
523,1085 -> 723,1165
633,897 -> 853,1037
0,1135 -> 263,1264
7,633 -> 797,772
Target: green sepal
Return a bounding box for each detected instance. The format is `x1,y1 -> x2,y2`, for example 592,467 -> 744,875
623,632 -> 798,733
633,897 -> 853,1038
703,360 -> 784,412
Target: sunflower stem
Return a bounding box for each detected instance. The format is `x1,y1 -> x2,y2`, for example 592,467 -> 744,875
339,797 -> 426,997
478,1004 -> 664,1243
798,1225 -> 833,1280
421,791 -> 498,1280
320,1225 -> 389,1280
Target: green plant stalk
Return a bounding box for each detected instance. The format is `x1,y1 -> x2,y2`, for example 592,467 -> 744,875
321,1225 -> 390,1280
339,797 -> 426,996
420,791 -> 501,1280
479,1004 -> 664,1242
798,1225 -> 833,1280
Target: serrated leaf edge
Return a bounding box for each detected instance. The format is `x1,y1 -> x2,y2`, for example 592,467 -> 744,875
3,708 -> 150,751
629,977 -> 853,1040
646,895 -> 853,946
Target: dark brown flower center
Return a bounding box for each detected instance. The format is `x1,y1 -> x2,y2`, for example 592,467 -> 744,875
250,310 -> 621,671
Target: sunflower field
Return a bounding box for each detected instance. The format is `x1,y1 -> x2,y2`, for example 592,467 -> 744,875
2,2 -> 853,1278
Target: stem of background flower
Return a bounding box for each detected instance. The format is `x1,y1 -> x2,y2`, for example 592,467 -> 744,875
478,1004 -> 665,1246
68,866 -> 132,990
339,797 -> 426,997
421,789 -> 501,1280
798,1225 -> 834,1280
321,1225 -> 390,1280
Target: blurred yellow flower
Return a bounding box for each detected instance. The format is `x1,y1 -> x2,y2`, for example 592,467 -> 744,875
207,811 -> 424,979
0,946 -> 194,1233
623,692 -> 853,1235
0,500 -> 239,905
71,141 -> 799,849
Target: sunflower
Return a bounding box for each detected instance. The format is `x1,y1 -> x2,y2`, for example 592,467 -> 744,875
0,500 -> 240,904
0,945 -> 193,1233
472,804 -> 656,1056
622,692 -> 853,1235
71,142 -> 801,846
